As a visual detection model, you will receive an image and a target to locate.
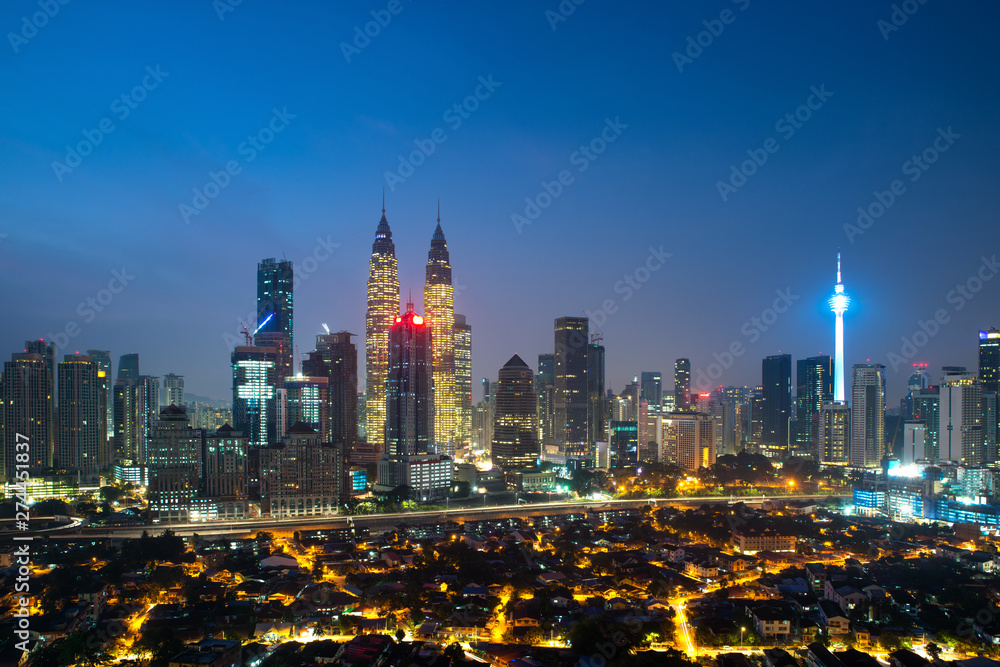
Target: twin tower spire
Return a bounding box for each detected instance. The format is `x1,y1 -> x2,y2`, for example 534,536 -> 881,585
365,198 -> 459,455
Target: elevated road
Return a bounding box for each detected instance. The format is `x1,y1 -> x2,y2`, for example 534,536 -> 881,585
12,493 -> 847,541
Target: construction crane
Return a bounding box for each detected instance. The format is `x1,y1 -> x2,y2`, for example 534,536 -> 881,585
240,323 -> 252,346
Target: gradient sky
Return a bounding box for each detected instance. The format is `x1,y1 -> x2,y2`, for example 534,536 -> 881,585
2,1 -> 998,405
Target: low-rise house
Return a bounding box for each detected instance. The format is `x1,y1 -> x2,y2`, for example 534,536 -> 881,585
818,600 -> 849,635
749,604 -> 793,641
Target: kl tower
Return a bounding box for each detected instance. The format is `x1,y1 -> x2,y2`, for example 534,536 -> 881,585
829,251 -> 850,402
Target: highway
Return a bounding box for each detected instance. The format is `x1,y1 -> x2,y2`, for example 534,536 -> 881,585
15,493 -> 847,540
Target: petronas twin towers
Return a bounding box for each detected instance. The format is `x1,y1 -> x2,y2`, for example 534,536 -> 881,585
365,200 -> 469,456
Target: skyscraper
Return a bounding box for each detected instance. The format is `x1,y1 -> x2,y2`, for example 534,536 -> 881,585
640,371 -> 662,408
761,354 -> 791,459
554,316 -> 589,453
492,354 -> 539,472
117,352 -> 139,381
57,354 -> 102,481
282,376 -> 329,440
424,210 -> 457,455
912,386 -> 940,460
817,402 -> 850,464
661,412 -> 716,471
137,376 -> 160,463
376,303 -> 452,500
232,345 -> 277,448
24,339 -> 55,387
365,200 -> 400,450
796,355 -> 832,450
981,329 -> 999,459
939,367 -> 982,464
87,349 -> 113,443
587,338 -> 606,445
146,405 -> 203,522
454,314 -> 473,450
163,373 -> 185,407
304,331 -> 358,446
2,352 -> 54,478
850,363 -> 886,467
384,304 -> 433,459
903,362 -> 930,420
257,257 -> 294,367
113,378 -> 140,464
536,354 -> 555,444
829,252 -> 850,403
674,359 -> 691,412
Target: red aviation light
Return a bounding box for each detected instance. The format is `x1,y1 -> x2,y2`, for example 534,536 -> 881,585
395,316 -> 402,323
412,315 -> 423,325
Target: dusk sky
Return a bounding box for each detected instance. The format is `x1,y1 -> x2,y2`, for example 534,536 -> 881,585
2,1 -> 998,404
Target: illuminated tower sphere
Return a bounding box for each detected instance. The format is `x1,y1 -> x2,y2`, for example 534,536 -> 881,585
424,205 -> 457,455
365,198 -> 400,451
829,251 -> 850,403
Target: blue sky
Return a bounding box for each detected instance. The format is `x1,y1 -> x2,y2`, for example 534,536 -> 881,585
2,1 -> 998,403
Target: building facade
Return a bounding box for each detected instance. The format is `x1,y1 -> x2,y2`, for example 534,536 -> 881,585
365,204 -> 400,451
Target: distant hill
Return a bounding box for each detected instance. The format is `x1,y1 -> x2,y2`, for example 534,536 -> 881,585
185,393 -> 229,409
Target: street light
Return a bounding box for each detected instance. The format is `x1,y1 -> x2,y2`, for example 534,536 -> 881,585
741,627 -> 745,650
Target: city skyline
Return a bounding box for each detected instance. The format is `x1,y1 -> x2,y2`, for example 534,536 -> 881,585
3,3 -> 999,407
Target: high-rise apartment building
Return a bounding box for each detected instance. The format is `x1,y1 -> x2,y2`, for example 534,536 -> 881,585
850,363 -> 886,467
2,352 -> 54,478
163,373 -> 185,407
57,354 -> 102,480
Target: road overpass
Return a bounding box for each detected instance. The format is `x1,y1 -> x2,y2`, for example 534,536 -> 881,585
10,493 -> 847,541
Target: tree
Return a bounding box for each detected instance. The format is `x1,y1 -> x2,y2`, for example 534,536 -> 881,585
395,628 -> 406,642
926,642 -> 942,662
444,643 -> 465,661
